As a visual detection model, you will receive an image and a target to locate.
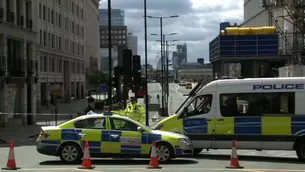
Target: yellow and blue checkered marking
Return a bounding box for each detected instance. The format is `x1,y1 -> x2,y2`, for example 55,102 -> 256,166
40,128 -> 165,155
182,116 -> 305,136
234,117 -> 261,134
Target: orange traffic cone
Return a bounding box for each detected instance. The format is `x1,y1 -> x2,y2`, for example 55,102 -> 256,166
147,140 -> 162,169
78,140 -> 95,169
1,140 -> 21,170
226,140 -> 244,169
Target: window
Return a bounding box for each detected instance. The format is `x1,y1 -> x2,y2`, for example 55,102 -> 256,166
110,118 -> 139,131
43,6 -> 46,20
39,30 -> 42,44
58,14 -> 61,28
43,31 -> 46,46
219,92 -> 295,117
182,94 -> 213,117
48,8 -> 50,22
51,10 -> 54,24
74,118 -> 106,129
39,3 -> 42,19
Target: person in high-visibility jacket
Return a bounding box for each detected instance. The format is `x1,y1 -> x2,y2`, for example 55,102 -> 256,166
112,102 -> 126,128
124,97 -> 146,125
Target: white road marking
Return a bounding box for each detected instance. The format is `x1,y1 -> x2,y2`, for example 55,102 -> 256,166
174,84 -> 183,96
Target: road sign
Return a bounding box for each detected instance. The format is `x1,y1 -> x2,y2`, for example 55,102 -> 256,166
100,84 -> 108,92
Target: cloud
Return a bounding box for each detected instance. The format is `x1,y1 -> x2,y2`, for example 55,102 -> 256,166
99,0 -> 244,67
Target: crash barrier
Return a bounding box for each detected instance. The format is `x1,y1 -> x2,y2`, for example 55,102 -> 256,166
148,104 -> 160,111
0,112 -> 77,127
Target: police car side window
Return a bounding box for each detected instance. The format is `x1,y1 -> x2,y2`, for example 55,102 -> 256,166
110,118 -> 138,131
74,118 -> 106,129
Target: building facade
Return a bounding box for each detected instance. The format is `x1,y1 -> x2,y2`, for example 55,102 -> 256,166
84,0 -> 100,90
36,0 -> 92,112
99,9 -> 125,26
176,43 -> 187,67
0,0 -> 38,126
127,32 -> 138,55
99,26 -> 127,69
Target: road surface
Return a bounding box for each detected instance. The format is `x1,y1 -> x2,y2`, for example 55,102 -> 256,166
148,83 -> 162,105
0,141 -> 304,172
168,83 -> 188,115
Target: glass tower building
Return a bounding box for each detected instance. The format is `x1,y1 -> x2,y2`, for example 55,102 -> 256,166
99,9 -> 125,26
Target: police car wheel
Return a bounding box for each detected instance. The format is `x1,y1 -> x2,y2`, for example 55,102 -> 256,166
59,143 -> 82,163
156,143 -> 173,163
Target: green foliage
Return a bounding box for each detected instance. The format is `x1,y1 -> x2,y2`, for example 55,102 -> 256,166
88,70 -> 109,87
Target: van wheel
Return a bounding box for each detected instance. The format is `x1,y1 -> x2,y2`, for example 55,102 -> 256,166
295,140 -> 305,161
193,148 -> 203,155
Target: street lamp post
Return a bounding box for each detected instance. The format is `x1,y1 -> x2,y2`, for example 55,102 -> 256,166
150,30 -> 178,116
107,0 -> 112,109
165,40 -> 177,103
144,0 -> 149,126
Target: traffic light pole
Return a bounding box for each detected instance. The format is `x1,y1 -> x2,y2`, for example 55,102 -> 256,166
166,41 -> 169,105
160,18 -> 165,116
107,0 -> 112,108
144,0 -> 149,126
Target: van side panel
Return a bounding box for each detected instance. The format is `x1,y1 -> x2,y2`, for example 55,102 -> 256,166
214,79 -> 263,149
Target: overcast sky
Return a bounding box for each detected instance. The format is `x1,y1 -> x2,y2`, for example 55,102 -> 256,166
99,0 -> 244,67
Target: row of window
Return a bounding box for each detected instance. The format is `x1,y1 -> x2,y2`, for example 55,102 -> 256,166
39,30 -> 84,56
39,55 -> 85,74
100,30 -> 127,34
186,92 -> 296,117
39,3 -> 84,38
74,118 -> 139,131
101,40 -> 126,45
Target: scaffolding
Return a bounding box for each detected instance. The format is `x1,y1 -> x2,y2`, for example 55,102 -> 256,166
261,0 -> 305,65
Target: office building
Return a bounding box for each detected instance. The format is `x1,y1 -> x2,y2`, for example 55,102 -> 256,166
0,0 -> 37,126
84,0 -> 100,90
99,26 -> 127,68
176,43 -> 187,67
99,9 -> 125,26
127,33 -> 138,55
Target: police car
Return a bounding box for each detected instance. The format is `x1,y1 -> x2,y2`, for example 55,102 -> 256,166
36,112 -> 193,163
153,77 -> 305,161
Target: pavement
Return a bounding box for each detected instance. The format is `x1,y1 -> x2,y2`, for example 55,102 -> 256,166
1,83 -> 305,171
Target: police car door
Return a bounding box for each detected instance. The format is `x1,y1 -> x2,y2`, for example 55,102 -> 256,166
73,117 -> 110,154
109,117 -> 144,156
178,93 -> 215,149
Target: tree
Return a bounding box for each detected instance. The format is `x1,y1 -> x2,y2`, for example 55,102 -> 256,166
88,70 -> 108,89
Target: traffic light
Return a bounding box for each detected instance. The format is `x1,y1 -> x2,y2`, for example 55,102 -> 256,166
132,55 -> 141,73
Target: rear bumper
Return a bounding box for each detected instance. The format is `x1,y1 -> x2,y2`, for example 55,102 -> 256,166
37,148 -> 58,156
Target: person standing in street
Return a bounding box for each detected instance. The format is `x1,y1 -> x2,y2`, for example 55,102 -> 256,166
124,97 -> 146,125
84,96 -> 96,115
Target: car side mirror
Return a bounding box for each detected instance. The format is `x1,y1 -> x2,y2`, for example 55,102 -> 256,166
137,126 -> 145,132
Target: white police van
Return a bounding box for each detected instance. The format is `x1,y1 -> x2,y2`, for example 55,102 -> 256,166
154,77 -> 305,160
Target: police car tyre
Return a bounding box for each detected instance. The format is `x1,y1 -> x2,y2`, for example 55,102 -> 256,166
155,142 -> 174,163
193,148 -> 203,155
295,139 -> 305,161
58,142 -> 83,163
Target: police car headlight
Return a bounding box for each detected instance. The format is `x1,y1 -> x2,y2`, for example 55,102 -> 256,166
179,138 -> 191,146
